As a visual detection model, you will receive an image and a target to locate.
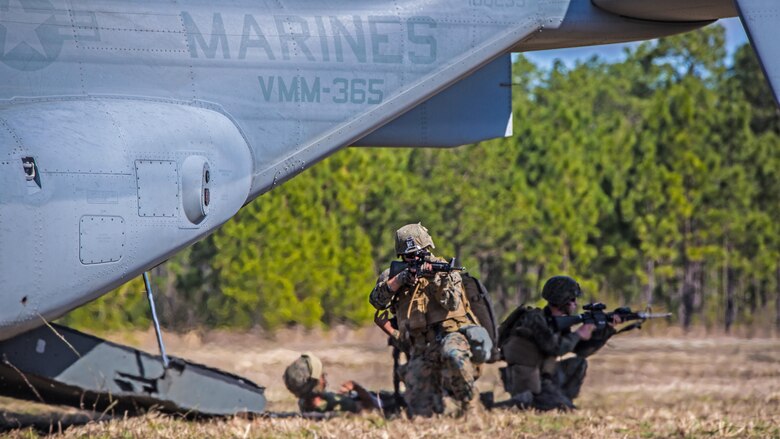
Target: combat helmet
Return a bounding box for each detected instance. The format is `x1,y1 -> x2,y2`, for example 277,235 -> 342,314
541,275 -> 582,307
283,353 -> 323,398
395,223 -> 435,256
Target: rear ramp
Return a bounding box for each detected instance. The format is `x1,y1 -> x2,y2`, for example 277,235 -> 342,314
0,324 -> 265,416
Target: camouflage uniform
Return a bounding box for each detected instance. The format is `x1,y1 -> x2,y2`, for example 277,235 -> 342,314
298,391 -> 360,414
370,224 -> 477,417
498,276 -> 614,411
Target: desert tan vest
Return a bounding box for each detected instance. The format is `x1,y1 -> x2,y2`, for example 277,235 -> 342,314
395,277 -> 469,336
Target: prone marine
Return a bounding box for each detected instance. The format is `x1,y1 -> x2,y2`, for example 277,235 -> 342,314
283,353 -> 380,414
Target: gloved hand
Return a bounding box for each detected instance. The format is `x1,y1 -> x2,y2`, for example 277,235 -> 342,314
394,268 -> 417,286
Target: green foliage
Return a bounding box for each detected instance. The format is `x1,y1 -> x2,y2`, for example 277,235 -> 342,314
60,278 -> 150,332
61,26 -> 780,332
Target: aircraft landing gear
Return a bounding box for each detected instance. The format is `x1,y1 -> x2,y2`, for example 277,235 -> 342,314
143,271 -> 170,370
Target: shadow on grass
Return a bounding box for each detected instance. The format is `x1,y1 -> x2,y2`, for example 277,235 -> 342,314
0,407 -> 105,434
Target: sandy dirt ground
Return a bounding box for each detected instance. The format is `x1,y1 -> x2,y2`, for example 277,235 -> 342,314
1,327 -> 778,437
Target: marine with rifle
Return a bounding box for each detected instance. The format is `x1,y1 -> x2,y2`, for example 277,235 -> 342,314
369,223 -> 489,417
491,275 -> 669,411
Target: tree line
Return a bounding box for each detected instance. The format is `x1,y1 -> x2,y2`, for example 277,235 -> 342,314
62,26 -> 780,334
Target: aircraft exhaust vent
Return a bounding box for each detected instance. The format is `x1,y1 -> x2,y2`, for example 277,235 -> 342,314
181,156 -> 210,225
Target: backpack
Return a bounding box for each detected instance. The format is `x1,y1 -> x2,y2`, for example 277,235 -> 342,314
461,272 -> 500,363
497,304 -> 531,348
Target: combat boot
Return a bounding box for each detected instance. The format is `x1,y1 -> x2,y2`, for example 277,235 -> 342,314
511,390 -> 533,409
479,391 -> 494,410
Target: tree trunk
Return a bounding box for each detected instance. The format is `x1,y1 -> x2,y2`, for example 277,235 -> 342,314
681,258 -> 696,330
514,257 -> 525,305
750,276 -> 759,313
643,258 -> 655,306
480,254 -> 510,316
679,217 -> 705,330
495,285 -> 507,317
692,260 -> 704,314
775,264 -> 780,333
725,266 -> 736,334
759,278 -> 768,308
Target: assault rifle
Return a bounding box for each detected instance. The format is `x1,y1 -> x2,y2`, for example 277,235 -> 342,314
552,302 -> 671,333
389,253 -> 464,278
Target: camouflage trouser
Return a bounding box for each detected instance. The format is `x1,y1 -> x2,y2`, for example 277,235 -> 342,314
404,343 -> 443,417
439,331 -> 476,404
533,356 -> 587,411
403,331 -> 475,417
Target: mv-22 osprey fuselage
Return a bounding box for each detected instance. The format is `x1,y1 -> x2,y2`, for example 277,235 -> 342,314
0,0 -> 775,415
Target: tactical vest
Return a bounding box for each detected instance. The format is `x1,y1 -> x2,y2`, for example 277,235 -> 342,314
499,307 -> 545,368
395,276 -> 469,337
499,307 -> 557,394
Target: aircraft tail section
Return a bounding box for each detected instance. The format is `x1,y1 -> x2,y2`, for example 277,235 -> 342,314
735,0 -> 780,105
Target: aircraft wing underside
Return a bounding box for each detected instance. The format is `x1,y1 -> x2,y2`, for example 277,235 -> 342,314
734,0 -> 780,104
593,0 -> 780,104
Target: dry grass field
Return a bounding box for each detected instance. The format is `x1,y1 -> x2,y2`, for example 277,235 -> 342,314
1,327 -> 779,438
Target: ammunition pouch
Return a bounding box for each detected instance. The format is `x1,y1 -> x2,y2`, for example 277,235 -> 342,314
500,364 -> 541,395
501,334 -> 543,368
396,277 -> 468,335
407,294 -> 429,332
396,282 -> 428,333
424,281 -> 469,326
541,357 -> 557,377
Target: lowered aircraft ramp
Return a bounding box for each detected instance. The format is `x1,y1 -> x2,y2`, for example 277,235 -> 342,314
0,324 -> 266,416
